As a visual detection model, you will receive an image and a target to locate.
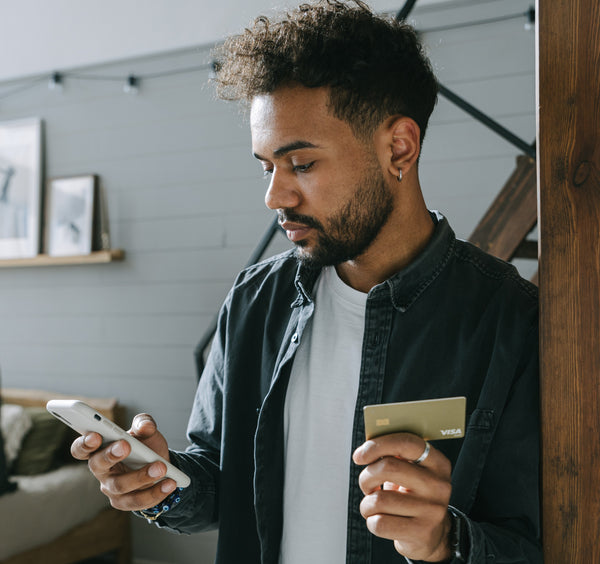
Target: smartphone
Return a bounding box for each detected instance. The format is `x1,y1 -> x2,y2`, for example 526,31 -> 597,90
46,399 -> 190,488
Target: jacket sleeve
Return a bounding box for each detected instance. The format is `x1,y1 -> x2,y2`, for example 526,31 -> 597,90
146,294 -> 232,534
454,320 -> 542,563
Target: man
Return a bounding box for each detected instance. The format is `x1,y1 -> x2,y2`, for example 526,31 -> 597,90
72,2 -> 541,563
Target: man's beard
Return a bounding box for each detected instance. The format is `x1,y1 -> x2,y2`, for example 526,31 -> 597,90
279,167 -> 394,269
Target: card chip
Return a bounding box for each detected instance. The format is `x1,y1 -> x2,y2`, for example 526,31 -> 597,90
376,418 -> 390,426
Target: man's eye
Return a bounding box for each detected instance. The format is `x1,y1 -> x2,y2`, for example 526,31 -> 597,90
293,162 -> 314,173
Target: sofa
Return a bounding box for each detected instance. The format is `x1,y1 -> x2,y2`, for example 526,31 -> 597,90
0,388 -> 131,564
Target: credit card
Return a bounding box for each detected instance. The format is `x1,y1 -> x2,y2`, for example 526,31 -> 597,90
363,396 -> 466,441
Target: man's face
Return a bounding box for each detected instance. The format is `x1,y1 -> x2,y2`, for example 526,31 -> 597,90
251,86 -> 394,268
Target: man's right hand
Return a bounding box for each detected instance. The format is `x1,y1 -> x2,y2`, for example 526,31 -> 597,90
70,413 -> 178,511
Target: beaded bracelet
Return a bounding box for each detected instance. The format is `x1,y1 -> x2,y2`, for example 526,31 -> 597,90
140,487 -> 184,523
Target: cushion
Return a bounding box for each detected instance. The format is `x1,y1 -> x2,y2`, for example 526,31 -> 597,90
0,444 -> 15,495
11,407 -> 71,476
1,403 -> 33,464
0,386 -> 17,496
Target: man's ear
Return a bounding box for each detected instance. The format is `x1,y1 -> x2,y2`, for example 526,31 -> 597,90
375,116 -> 421,180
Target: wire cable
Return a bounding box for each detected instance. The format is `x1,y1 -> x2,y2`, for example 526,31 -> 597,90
0,7 -> 534,107
418,10 -> 532,34
0,76 -> 47,102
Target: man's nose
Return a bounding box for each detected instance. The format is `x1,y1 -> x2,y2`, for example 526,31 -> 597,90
264,170 -> 301,210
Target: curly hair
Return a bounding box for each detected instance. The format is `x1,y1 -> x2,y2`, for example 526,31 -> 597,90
212,0 -> 438,143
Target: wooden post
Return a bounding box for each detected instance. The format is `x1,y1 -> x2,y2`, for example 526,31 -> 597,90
537,0 -> 600,561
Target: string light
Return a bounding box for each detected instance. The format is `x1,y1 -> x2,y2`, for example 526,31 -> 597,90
48,72 -> 63,91
209,61 -> 221,80
123,75 -> 139,95
0,62 -> 213,106
0,5 -> 536,106
524,6 -> 535,32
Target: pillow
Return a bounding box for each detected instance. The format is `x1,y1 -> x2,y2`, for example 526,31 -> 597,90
11,407 -> 71,475
0,390 -> 17,496
1,403 -> 33,465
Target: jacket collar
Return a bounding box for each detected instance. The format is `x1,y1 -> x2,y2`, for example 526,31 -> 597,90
292,264 -> 320,307
292,211 -> 456,312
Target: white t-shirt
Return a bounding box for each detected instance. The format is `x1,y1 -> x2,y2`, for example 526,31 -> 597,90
279,266 -> 367,564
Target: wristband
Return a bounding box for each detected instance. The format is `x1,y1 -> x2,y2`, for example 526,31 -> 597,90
448,507 -> 466,562
139,487 -> 184,523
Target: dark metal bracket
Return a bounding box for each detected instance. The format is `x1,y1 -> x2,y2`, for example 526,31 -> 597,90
396,0 -> 536,160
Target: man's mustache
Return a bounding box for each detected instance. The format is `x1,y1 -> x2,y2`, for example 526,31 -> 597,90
277,210 -> 324,231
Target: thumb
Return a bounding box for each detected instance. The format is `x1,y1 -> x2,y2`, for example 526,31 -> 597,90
129,413 -> 158,439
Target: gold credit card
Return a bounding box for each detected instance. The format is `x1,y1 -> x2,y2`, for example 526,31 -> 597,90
363,396 -> 467,441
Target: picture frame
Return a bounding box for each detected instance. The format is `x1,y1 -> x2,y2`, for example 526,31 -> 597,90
44,175 -> 97,257
0,118 -> 43,259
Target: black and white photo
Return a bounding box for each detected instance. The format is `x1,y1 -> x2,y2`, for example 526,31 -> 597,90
45,175 -> 96,257
0,118 -> 43,259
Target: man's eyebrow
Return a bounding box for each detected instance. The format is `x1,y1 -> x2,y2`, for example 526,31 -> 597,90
253,140 -> 320,161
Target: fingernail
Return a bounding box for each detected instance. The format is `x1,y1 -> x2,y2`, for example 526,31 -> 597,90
148,463 -> 164,479
83,434 -> 95,447
111,442 -> 125,457
161,481 -> 176,494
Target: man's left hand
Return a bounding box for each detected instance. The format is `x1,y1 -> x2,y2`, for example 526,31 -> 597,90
352,433 -> 452,562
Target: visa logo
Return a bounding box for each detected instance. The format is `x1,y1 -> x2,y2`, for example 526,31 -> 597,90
440,428 -> 462,436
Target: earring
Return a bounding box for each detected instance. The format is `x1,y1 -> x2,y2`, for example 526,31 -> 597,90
397,169 -> 403,182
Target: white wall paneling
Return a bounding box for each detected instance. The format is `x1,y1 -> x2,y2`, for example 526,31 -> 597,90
0,1 -> 536,561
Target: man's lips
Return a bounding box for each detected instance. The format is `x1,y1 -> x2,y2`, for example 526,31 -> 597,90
280,221 -> 313,242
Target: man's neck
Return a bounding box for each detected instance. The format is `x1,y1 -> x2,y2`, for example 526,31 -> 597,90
335,206 -> 435,294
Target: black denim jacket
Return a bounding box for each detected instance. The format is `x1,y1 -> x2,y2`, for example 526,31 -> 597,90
158,215 -> 542,564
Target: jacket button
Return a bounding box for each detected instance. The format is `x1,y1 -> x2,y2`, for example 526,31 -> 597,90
291,333 -> 299,343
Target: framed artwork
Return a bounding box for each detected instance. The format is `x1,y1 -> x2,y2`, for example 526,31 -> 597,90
45,175 -> 97,257
0,118 -> 43,259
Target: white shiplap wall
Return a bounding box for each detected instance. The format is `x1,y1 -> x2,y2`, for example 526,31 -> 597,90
0,1 -> 535,562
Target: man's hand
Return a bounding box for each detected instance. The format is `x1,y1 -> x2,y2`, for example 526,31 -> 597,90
353,433 -> 453,562
70,413 -> 178,511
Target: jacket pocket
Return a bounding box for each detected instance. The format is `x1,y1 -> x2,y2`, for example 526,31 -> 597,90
450,408 -> 495,513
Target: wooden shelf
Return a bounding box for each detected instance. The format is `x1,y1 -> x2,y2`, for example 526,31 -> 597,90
0,249 -> 125,268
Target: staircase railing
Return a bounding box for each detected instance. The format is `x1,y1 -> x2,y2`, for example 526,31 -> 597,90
194,216 -> 281,376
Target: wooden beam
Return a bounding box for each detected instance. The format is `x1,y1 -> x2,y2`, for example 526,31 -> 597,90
469,154 -> 537,262
512,240 -> 538,260
537,0 -> 600,561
